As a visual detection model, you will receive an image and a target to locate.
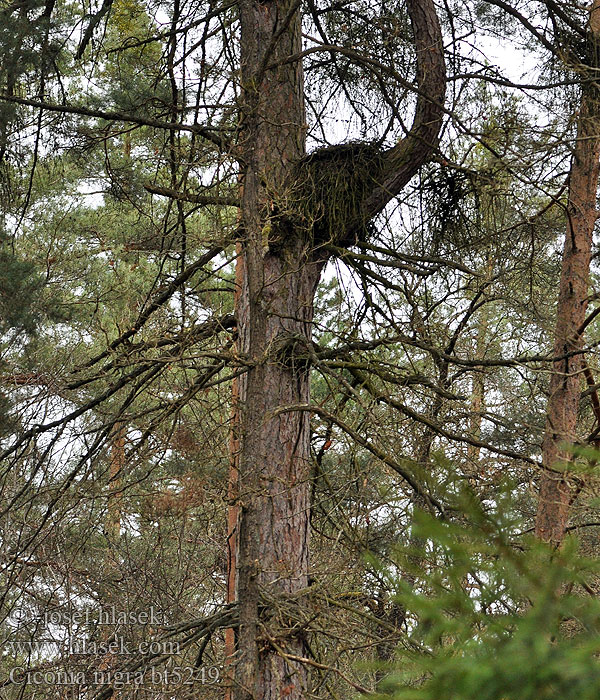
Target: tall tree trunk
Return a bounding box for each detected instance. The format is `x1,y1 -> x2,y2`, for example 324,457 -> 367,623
466,324 -> 487,467
232,1 -> 445,697
225,245 -> 243,700
235,2 -> 316,697
535,3 -> 600,546
225,374 -> 239,700
467,271 -> 492,468
106,425 -> 124,542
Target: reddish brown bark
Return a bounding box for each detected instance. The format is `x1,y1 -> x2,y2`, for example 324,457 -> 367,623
232,1 -> 445,697
224,378 -> 239,700
535,2 -> 600,546
107,426 -> 124,542
225,245 -> 243,700
234,2 -> 312,696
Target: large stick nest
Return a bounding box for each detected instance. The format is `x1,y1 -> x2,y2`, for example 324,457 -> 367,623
268,142 -> 386,253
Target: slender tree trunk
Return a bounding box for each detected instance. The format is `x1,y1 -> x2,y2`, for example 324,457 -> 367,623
467,282 -> 491,468
467,340 -> 486,466
107,425 -> 124,541
225,374 -> 239,700
535,3 -> 600,546
225,245 -> 243,700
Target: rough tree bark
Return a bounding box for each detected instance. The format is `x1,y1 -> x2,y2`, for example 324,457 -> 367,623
106,426 -> 124,542
232,1 -> 445,697
535,3 -> 600,546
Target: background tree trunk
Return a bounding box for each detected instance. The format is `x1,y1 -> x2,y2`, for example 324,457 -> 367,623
535,2 -> 600,546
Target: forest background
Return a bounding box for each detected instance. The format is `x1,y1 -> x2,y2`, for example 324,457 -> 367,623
2,0 -> 600,699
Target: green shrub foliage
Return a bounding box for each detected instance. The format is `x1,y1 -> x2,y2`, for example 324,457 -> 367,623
371,492 -> 600,700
